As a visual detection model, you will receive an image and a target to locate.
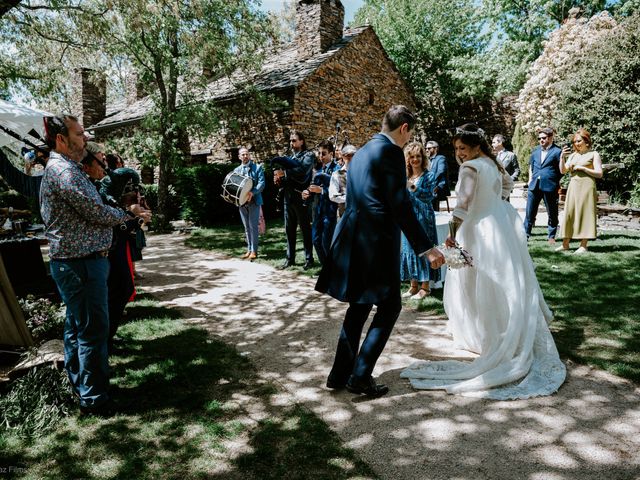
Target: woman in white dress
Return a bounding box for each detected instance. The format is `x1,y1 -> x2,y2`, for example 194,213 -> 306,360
401,123 -> 566,400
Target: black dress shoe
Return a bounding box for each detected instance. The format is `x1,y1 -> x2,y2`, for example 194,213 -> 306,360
346,376 -> 389,397
278,259 -> 295,269
326,376 -> 347,389
79,398 -> 118,418
303,259 -> 315,270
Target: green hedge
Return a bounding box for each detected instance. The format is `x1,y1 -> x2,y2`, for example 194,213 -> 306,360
174,163 -> 282,227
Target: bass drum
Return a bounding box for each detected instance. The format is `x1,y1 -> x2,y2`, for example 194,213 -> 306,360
221,172 -> 253,206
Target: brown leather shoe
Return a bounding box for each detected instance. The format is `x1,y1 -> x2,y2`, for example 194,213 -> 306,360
241,252 -> 251,259
249,252 -> 257,260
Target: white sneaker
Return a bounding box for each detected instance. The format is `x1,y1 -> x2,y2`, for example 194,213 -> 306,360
402,289 -> 417,298
574,246 -> 588,254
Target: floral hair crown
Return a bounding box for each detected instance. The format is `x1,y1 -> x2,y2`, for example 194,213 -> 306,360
455,126 -> 486,138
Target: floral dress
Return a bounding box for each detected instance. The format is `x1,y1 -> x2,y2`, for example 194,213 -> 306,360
400,171 -> 440,282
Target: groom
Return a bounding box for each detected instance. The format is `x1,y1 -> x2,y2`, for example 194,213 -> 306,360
315,105 -> 445,397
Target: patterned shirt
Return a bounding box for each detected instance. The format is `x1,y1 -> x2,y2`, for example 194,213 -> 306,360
40,151 -> 128,259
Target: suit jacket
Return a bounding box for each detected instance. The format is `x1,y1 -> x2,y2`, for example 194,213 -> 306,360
315,134 -> 434,304
233,161 -> 265,206
282,149 -> 315,202
528,144 -> 562,192
429,154 -> 449,201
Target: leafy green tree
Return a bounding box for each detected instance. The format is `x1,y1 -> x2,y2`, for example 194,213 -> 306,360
1,0 -> 274,228
481,0 -> 613,95
353,0 -> 488,129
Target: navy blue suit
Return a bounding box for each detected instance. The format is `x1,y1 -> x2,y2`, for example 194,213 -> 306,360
316,134 -> 435,384
524,143 -> 562,238
429,153 -> 449,211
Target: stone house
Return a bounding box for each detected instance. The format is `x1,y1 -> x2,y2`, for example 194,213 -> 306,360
87,0 -> 416,180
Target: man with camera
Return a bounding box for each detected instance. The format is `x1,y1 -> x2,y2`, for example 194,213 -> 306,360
524,127 -> 562,244
273,129 -> 315,270
41,115 -> 149,416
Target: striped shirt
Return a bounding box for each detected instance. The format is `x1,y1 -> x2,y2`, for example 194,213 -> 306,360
40,151 -> 128,259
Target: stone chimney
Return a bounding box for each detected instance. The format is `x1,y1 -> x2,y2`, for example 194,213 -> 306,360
295,0 -> 344,59
73,68 -> 107,128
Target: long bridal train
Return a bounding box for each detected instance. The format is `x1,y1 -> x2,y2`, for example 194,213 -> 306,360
401,157 -> 566,400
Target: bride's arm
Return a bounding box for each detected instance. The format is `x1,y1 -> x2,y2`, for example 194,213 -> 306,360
446,164 -> 478,246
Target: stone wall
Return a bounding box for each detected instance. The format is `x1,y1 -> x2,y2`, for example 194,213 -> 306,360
293,27 -> 416,149
189,92 -> 295,164
295,0 -> 344,60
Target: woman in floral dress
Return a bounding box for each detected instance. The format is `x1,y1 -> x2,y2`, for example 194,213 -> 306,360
400,142 -> 440,299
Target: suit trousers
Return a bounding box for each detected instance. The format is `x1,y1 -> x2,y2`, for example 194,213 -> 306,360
50,257 -> 111,408
312,213 -> 336,266
524,188 -> 559,239
328,294 -> 402,383
284,198 -> 313,263
239,202 -> 260,253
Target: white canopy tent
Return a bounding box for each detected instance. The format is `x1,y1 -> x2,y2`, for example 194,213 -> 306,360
0,99 -> 52,154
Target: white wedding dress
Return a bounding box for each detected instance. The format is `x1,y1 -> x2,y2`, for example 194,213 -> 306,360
401,157 -> 566,400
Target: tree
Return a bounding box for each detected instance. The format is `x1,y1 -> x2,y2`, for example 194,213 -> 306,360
481,0 -> 613,95
353,0 -> 488,130
2,0 -> 275,228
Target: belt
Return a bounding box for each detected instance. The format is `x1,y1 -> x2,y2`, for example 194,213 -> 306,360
53,250 -> 109,261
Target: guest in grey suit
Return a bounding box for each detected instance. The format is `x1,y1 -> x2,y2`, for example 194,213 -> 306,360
426,141 -> 450,211
492,134 -> 520,181
316,105 -> 445,398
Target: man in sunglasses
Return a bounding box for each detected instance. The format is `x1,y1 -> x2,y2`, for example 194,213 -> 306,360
524,127 -> 562,244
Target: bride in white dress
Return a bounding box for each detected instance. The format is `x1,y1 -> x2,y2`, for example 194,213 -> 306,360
401,124 -> 566,400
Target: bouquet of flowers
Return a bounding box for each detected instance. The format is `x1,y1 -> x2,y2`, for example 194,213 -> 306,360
438,243 -> 474,269
437,219 -> 473,269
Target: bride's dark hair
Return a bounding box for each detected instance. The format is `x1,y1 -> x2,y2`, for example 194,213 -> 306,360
453,123 -> 506,174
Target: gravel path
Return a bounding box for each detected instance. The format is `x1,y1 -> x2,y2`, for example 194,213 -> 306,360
138,233 -> 640,480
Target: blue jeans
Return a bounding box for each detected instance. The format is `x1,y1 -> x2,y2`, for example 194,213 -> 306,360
239,202 -> 260,253
50,257 -> 110,408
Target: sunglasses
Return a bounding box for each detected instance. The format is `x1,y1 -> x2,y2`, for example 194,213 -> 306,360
538,136 -> 548,140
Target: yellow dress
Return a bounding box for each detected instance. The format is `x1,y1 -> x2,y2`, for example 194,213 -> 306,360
561,151 -> 598,240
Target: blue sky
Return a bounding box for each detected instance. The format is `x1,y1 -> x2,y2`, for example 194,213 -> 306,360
258,0 -> 365,25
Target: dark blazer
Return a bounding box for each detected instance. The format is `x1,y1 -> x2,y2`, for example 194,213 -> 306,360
282,149 -> 314,202
429,154 -> 449,201
528,144 -> 562,192
315,134 -> 434,304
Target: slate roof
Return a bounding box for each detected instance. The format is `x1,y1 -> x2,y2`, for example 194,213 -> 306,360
91,26 -> 369,131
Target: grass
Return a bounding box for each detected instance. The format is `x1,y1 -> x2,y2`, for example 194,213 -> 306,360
0,292 -> 377,480
187,219 -> 640,383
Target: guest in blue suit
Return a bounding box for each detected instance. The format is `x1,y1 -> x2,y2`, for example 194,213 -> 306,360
426,140 -> 450,211
316,105 -> 445,397
234,147 -> 265,260
303,139 -> 340,266
524,127 -> 562,243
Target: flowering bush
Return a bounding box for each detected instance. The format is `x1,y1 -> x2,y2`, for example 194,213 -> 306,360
515,11 -> 617,137
554,12 -> 640,205
18,295 -> 65,344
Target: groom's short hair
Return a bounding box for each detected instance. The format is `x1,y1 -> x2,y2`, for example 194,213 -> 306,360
382,105 -> 417,132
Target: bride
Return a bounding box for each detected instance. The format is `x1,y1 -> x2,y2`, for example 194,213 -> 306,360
401,124 -> 566,400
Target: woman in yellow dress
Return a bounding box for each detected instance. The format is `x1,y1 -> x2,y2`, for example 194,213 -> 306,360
557,128 -> 603,254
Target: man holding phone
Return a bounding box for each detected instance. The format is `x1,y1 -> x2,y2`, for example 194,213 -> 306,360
524,127 -> 562,244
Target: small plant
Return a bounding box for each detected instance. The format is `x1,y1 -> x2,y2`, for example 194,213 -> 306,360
18,295 -> 65,344
0,365 -> 75,438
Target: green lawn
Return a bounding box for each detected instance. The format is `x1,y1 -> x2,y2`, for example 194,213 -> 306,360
0,293 -> 377,480
188,219 -> 640,383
